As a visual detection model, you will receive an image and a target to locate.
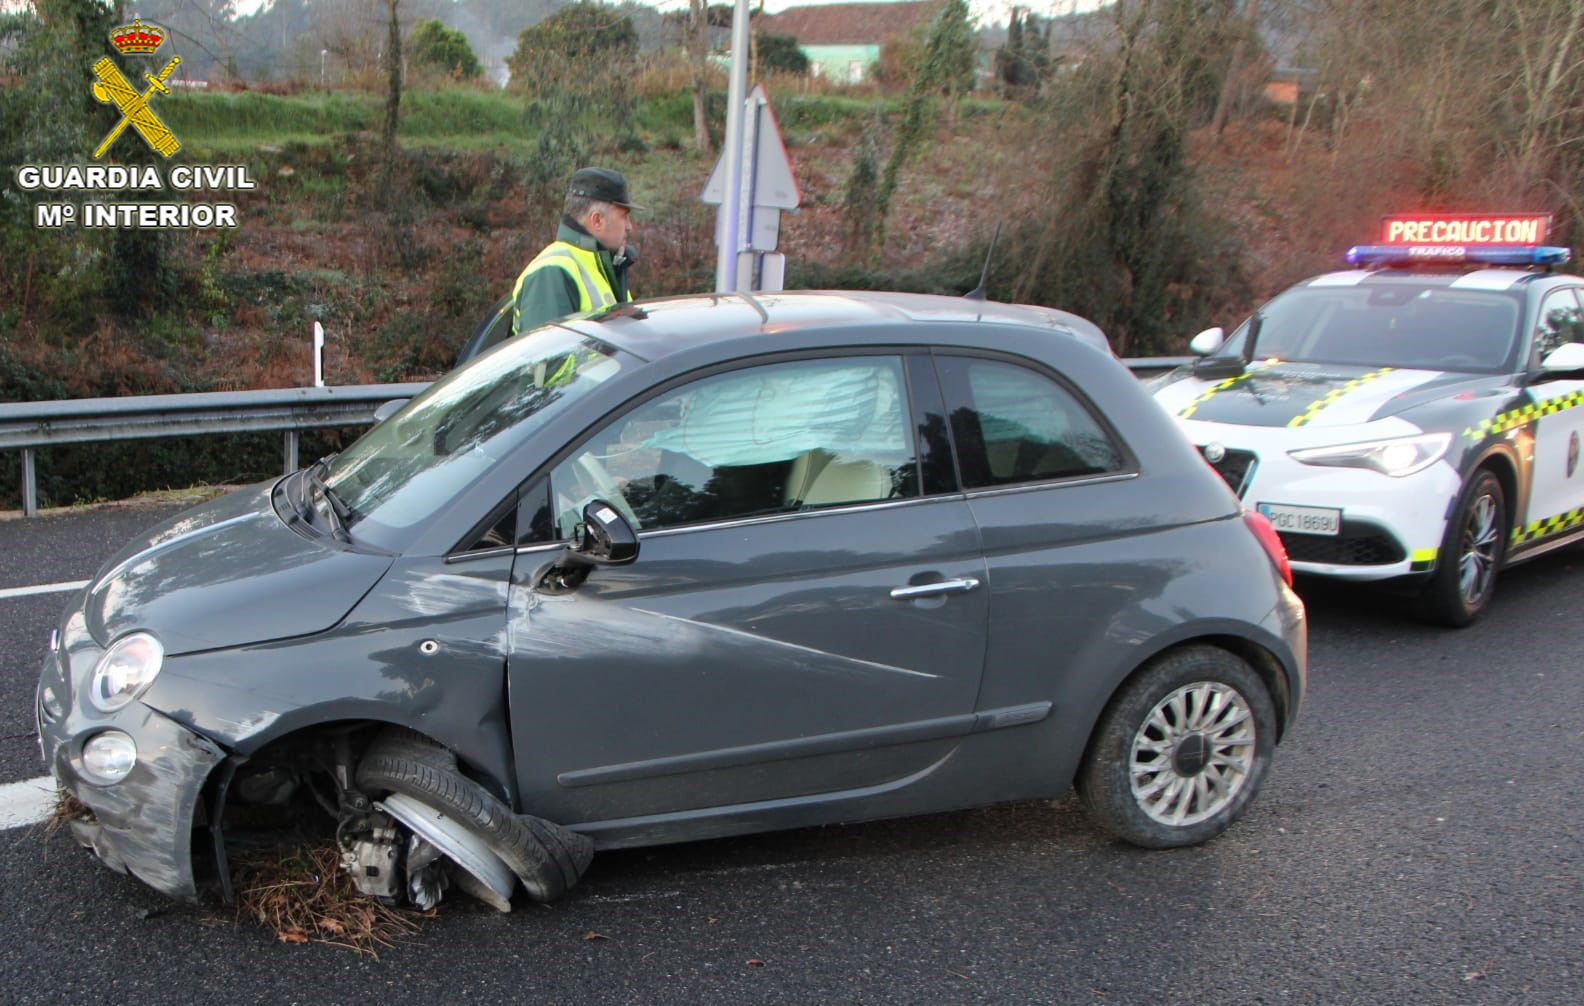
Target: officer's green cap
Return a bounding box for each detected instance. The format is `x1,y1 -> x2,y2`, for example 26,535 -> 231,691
568,167 -> 644,211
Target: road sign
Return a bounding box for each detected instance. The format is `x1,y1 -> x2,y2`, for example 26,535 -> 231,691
703,83 -> 801,291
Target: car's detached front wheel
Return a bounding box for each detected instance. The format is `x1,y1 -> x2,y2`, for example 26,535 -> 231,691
351,729 -> 593,909
1078,646 -> 1276,848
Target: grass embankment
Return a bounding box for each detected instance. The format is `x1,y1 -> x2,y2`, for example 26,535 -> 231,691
161,88 -> 535,154
156,85 -> 929,155
1,85 -> 1049,508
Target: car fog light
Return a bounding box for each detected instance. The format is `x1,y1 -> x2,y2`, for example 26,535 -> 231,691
82,731 -> 137,784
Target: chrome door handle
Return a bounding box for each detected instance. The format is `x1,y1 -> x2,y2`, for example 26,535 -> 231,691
889,577 -> 981,600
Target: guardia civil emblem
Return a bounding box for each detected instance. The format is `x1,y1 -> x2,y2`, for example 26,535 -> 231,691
92,17 -> 181,159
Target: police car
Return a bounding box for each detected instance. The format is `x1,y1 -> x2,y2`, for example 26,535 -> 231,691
1152,213 -> 1584,626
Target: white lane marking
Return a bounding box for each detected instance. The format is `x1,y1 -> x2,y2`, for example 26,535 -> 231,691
0,580 -> 89,601
0,775 -> 58,830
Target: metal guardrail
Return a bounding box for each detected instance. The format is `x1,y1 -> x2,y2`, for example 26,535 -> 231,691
0,358 -> 1191,518
0,384 -> 427,517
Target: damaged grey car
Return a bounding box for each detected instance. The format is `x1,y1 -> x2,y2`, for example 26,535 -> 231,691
37,290 -> 1306,912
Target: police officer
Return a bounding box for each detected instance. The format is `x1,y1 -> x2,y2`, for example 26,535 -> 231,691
510,166 -> 642,337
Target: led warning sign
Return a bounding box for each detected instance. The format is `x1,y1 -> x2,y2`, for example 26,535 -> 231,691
1379,213 -> 1551,246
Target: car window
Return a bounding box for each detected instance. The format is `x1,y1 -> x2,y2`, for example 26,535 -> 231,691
936,356 -> 1124,489
1219,285 -> 1523,373
546,356 -> 915,538
326,330 -> 621,551
1532,288 -> 1584,363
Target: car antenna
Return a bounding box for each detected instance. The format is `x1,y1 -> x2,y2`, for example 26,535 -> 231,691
964,225 -> 1002,302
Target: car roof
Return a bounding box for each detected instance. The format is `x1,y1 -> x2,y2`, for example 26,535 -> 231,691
1297,268 -> 1578,296
555,290 -> 1111,362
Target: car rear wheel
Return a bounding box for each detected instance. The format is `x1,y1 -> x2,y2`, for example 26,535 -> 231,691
1078,646 -> 1276,848
352,729 -> 593,908
1419,469 -> 1505,627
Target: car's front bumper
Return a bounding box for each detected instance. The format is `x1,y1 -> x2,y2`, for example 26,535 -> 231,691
1183,419 -> 1462,581
37,622 -> 223,900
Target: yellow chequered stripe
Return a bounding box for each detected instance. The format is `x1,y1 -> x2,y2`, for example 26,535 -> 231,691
1178,367 -> 1259,419
1286,367 -> 1395,428
1465,387 -> 1584,441
1512,507 -> 1584,545
1409,548 -> 1437,572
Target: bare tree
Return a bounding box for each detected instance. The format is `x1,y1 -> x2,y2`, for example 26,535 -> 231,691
383,0 -> 401,147
1497,0 -> 1584,198
1209,0 -> 1259,138
686,0 -> 713,154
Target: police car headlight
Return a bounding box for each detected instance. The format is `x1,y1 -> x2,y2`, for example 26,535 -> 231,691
87,632 -> 164,713
1289,432 -> 1452,477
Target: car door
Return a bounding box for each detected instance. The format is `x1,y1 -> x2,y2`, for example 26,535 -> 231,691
505,352 -> 989,827
932,352 -> 1172,721
1519,287 -> 1584,541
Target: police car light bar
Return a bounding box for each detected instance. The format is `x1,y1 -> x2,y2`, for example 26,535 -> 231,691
1347,244 -> 1573,268
1347,212 -> 1570,268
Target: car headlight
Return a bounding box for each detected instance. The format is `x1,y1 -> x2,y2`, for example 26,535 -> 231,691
88,632 -> 164,713
1288,432 -> 1452,478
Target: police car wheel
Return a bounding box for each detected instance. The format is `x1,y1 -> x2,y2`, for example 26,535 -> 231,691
1419,469 -> 1506,628
1077,646 -> 1276,849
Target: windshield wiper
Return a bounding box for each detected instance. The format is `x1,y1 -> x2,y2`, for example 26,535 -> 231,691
305,456 -> 352,545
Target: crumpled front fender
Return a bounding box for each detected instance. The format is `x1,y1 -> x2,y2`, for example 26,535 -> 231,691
46,701 -> 224,900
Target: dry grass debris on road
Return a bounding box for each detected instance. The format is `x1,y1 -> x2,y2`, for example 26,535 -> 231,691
233,843 -> 430,955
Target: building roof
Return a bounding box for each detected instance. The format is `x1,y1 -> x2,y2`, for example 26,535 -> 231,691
759,1 -> 936,46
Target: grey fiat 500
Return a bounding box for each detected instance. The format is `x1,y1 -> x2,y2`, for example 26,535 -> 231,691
37,291 -> 1306,912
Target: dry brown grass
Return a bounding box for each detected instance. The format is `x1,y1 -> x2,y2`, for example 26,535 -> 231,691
44,788 -> 92,839
232,843 -> 431,955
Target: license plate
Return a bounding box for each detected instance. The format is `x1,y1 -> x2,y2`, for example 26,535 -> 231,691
1257,502 -> 1341,536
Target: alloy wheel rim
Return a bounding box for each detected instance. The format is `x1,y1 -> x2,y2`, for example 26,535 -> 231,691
1458,492 -> 1499,605
1129,682 -> 1256,827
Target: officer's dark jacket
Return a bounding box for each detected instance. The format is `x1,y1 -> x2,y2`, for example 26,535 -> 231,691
510,217 -> 634,336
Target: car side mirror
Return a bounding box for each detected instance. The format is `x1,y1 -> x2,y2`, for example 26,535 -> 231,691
536,500 -> 638,593
1189,326 -> 1248,378
570,500 -> 638,566
1189,327 -> 1225,356
1539,342 -> 1584,378
372,399 -> 408,424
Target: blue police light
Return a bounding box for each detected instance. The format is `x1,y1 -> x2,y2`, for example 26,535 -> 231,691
1346,245 -> 1573,268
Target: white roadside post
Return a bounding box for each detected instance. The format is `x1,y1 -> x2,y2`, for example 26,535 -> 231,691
312,321 -> 325,388
287,320 -> 328,474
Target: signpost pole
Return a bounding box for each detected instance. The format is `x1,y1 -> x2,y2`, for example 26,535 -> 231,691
714,0 -> 752,293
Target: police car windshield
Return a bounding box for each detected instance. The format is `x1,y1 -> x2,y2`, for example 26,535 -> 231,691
1221,283 -> 1524,374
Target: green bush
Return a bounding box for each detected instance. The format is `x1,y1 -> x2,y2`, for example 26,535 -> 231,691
409,19 -> 481,80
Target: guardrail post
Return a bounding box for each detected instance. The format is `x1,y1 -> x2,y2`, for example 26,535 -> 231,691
21,447 -> 37,517
283,431 -> 299,475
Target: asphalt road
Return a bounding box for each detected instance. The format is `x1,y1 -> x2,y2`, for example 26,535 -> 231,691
1,499 -> 1579,1005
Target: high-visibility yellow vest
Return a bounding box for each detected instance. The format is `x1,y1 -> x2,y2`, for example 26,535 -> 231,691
510,242 -> 624,332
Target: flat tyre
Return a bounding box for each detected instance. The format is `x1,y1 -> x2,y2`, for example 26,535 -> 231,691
355,729 -> 593,902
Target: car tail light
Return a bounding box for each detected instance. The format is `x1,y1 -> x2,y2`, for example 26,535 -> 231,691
1242,510 -> 1292,586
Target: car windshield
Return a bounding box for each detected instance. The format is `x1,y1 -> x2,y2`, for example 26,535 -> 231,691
324,329 -> 622,550
1217,283 -> 1524,374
